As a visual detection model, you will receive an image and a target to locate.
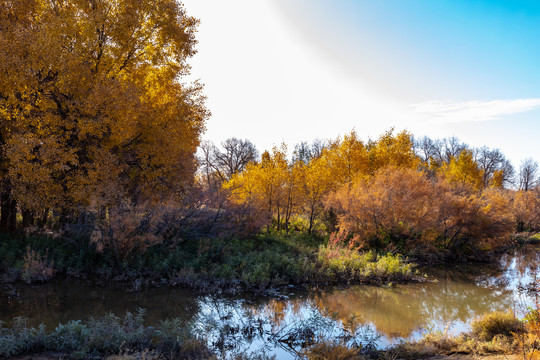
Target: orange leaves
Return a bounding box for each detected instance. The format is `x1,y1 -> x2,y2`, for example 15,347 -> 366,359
0,0 -> 208,212
512,189 -> 540,231
223,129 -> 421,234
326,166 -> 514,256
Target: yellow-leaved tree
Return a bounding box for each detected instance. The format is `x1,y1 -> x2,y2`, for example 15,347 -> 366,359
441,150 -> 484,191
368,129 -> 419,174
0,0 -> 208,231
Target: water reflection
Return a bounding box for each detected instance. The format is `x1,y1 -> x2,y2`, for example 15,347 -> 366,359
0,284 -> 201,328
1,246 -> 540,359
313,276 -> 514,339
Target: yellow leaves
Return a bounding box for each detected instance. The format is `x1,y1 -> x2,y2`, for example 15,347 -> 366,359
369,129 -> 420,173
441,150 -> 484,191
222,129 -> 421,233
490,169 -> 505,189
0,0 -> 207,211
325,130 -> 369,185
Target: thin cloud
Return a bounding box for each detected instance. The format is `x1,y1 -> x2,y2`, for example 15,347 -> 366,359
411,98 -> 540,123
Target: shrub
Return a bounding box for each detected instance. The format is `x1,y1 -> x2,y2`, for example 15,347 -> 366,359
513,189 -> 540,232
317,245 -> 414,282
303,340 -> 361,360
93,203 -> 162,264
325,167 -> 514,259
21,246 -> 54,284
0,311 -> 211,359
471,311 -> 524,341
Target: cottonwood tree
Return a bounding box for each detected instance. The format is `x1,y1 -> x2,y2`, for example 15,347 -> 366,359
0,0 -> 208,231
209,138 -> 258,182
519,158 -> 539,191
474,146 -> 515,188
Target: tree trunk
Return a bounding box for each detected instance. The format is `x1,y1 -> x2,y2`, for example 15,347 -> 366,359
40,208 -> 50,228
1,191 -> 17,233
1,192 -> 10,233
22,209 -> 34,229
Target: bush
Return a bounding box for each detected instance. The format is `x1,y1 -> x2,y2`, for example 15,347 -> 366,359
303,340 -> 361,360
471,311 -> 524,341
317,244 -> 415,282
325,167 -> 514,259
0,311 -> 211,359
21,246 -> 54,284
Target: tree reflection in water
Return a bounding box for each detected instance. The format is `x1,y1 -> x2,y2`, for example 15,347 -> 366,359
2,246 -> 540,359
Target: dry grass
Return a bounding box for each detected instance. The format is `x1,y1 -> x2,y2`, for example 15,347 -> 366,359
303,340 -> 365,360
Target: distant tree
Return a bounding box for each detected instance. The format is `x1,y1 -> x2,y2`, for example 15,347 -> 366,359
414,136 -> 468,169
519,158 -> 539,191
293,139 -> 327,164
442,150 -> 484,191
199,138 -> 258,183
368,129 -> 419,173
442,137 -> 469,163
215,138 -> 259,180
474,147 -> 515,188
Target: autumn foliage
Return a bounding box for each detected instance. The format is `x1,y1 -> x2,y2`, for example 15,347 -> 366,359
0,0 -> 207,232
0,1 -> 536,266
326,167 -> 514,258
218,129 -> 527,260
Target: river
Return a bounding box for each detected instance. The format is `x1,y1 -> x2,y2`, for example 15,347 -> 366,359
2,246 -> 539,359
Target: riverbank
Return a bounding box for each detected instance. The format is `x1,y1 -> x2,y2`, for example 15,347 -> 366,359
1,310 -> 538,360
0,232 -> 420,295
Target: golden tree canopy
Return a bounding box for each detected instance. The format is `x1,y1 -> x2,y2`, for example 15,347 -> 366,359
0,0 -> 208,211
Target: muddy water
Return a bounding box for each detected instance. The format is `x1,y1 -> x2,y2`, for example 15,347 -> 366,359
2,246 -> 540,359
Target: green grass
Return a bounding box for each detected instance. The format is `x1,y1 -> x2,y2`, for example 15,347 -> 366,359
0,232 -> 417,291
317,246 -> 416,283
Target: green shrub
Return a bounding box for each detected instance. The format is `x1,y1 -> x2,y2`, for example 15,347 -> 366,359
0,311 -> 210,359
317,245 -> 415,282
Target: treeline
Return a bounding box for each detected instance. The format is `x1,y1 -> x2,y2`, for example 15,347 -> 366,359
200,130 -> 540,259
2,0 -> 538,265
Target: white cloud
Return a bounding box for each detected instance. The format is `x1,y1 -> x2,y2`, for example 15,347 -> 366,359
411,98 -> 540,123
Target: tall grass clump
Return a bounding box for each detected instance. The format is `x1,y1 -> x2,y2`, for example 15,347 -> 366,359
303,339 -> 361,360
21,246 -> 54,284
471,311 -> 524,341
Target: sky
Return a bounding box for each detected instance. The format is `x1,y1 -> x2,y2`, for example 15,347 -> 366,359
180,0 -> 540,168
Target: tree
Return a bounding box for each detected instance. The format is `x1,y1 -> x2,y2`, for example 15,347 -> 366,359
298,153 -> 334,233
292,139 -> 327,164
368,129 -> 419,173
200,138 -> 258,183
519,158 -> 539,191
0,0 -> 208,230
474,146 -> 514,189
415,136 -> 468,168
441,150 -> 483,191
325,130 -> 369,186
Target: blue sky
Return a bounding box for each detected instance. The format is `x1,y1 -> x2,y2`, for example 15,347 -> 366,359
182,0 -> 540,169
318,0 -> 540,100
